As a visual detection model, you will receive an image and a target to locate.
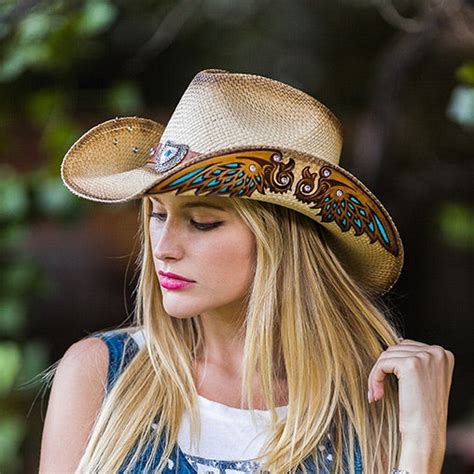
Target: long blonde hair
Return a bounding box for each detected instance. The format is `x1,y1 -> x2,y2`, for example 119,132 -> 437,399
54,195 -> 402,472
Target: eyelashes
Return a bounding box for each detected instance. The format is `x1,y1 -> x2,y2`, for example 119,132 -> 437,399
148,212 -> 223,231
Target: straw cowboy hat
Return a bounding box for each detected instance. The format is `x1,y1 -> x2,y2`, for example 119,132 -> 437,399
61,68 -> 403,294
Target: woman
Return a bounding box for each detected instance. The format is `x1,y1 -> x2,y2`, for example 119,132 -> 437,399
39,69 -> 454,473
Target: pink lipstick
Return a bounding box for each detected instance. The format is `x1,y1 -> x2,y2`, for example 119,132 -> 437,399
158,271 -> 195,290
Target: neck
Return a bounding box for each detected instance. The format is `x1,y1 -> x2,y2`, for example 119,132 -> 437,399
195,302 -> 247,372
194,303 -> 287,381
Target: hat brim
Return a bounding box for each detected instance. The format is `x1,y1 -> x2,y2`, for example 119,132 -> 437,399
61,117 -> 403,295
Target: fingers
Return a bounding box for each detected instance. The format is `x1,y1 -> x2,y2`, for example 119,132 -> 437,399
367,357 -> 403,403
385,344 -> 429,353
395,338 -> 428,347
377,350 -> 427,358
367,341 -> 455,404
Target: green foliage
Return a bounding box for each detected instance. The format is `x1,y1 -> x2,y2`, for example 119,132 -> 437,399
0,2 -> 15,39
447,85 -> 474,128
0,0 -> 118,81
456,61 -> 474,86
26,89 -> 67,126
0,414 -> 26,470
0,3 -> 121,470
0,166 -> 29,220
447,61 -> 474,128
16,340 -> 50,388
41,119 -> 84,169
0,298 -> 26,337
0,342 -> 22,397
438,202 -> 474,250
0,222 -> 27,250
2,260 -> 40,298
0,257 -> 47,338
35,175 -> 83,218
78,0 -> 118,35
106,81 -> 145,115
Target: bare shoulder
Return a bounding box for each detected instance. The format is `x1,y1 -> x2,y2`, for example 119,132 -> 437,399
39,337 -> 110,473
59,336 -> 109,379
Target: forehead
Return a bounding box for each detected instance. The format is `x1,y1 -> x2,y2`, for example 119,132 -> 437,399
149,194 -> 232,211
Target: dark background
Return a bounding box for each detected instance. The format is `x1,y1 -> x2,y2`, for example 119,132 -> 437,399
0,0 -> 473,472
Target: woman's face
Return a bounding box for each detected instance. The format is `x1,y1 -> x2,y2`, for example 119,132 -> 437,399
148,194 -> 256,320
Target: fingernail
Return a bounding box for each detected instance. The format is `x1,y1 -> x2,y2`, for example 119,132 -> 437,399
367,390 -> 372,403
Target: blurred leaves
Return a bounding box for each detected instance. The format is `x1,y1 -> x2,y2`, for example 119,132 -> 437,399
16,340 -> 50,387
438,202 -> 474,250
77,0 -> 118,35
0,166 -> 29,220
447,61 -> 474,128
18,11 -> 55,42
0,414 -> 26,469
0,41 -> 49,82
41,119 -> 83,169
105,81 -> 144,115
0,223 -> 27,251
0,0 -> 118,81
0,299 -> 27,337
25,88 -> 84,170
447,85 -> 474,128
0,165 -> 84,224
0,338 -> 50,394
2,260 -> 42,298
0,5 -> 110,468
456,61 -> 474,86
0,258 -> 46,338
0,338 -> 49,472
35,175 -> 83,218
0,342 -> 22,397
27,89 -> 66,126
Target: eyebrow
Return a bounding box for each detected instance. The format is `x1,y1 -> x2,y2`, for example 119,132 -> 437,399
152,197 -> 228,211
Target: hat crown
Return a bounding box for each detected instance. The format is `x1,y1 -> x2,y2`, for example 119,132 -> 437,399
60,69 -> 402,294
159,69 -> 343,164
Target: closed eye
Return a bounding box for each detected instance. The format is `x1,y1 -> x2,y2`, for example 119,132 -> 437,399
149,212 -> 223,231
149,212 -> 166,221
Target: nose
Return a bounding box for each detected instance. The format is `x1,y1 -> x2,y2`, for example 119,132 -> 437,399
152,220 -> 184,262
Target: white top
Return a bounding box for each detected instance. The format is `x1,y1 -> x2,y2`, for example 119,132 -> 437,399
178,394 -> 288,468
131,329 -> 289,473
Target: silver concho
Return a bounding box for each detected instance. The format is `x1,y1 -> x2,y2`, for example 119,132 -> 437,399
154,140 -> 189,173
322,169 -> 331,177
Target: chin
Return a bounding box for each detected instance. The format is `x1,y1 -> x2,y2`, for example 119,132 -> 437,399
162,304 -> 197,319
166,312 -> 197,320
162,300 -> 200,319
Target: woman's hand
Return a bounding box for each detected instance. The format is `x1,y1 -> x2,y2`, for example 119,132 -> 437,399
367,338 -> 455,473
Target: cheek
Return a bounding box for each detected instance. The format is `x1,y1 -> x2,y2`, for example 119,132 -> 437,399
149,225 -> 159,263
196,228 -> 255,290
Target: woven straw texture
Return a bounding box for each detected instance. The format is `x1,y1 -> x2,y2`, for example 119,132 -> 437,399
60,69 -> 403,294
159,69 -> 343,162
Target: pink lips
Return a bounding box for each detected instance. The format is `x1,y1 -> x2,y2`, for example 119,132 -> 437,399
158,271 -> 195,290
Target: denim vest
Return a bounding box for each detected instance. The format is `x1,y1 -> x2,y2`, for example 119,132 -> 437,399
91,330 -> 363,473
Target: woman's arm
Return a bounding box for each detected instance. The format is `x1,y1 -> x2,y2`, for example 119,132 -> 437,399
368,339 -> 455,474
39,337 -> 109,473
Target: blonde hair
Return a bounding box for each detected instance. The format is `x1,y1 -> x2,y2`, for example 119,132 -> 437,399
47,195 -> 403,472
